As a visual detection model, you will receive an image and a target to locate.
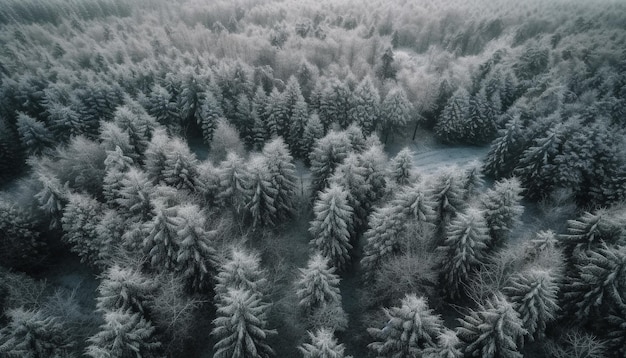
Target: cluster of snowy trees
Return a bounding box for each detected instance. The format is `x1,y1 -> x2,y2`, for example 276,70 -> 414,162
2,0 -> 626,356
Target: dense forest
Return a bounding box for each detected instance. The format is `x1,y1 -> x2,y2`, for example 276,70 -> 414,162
1,0 -> 626,357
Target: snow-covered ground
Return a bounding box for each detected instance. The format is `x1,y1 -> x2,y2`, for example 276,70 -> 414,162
411,145 -> 490,174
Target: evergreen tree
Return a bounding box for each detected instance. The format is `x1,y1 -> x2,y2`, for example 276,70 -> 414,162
197,90 -> 223,146
381,87 -> 412,143
211,288 -> 276,358
0,308 -> 72,358
215,248 -> 268,300
113,102 -> 157,159
302,114 -> 324,161
145,84 -> 180,134
175,204 -> 218,292
483,116 -> 525,179
288,97 -> 309,158
349,76 -> 380,135
162,138 -> 201,192
245,156 -> 278,227
564,245 -> 626,322
367,295 -> 444,357
319,79 -> 351,129
96,265 -> 159,315
480,177 -> 524,247
330,154 -> 369,230
462,162 -> 485,199
86,308 -> 161,358
99,121 -> 136,162
115,168 -> 154,222
357,144 -> 389,205
438,208 -> 490,299
218,152 -> 250,216
378,47 -> 396,80
299,328 -> 348,358
102,146 -> 134,204
309,131 -> 352,197
16,112 -> 54,156
295,253 -> 342,314
265,87 -> 288,137
343,124 -> 367,153
431,168 -> 467,229
560,210 -> 622,260
143,202 -> 180,271
262,138 -> 298,221
457,294 -> 526,358
607,309 -> 626,356
34,171 -> 67,229
309,184 -> 354,271
434,88 -> 470,144
234,94 -> 255,148
422,330 -> 463,358
0,199 -> 43,270
504,269 -> 559,341
465,92 -> 497,144
390,147 -> 415,186
62,192 -> 109,268
46,102 -> 84,140
143,128 -> 171,184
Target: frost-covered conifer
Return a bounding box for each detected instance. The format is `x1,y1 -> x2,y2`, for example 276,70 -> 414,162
246,156 -> 278,227
143,128 -> 171,184
295,253 -> 342,314
102,146 -> 134,204
319,79 -> 351,129
34,171 -> 67,229
560,210 -> 622,260
143,202 -> 180,271
299,328 -> 347,358
564,245 -> 626,322
96,265 -> 158,315
219,152 -> 250,215
504,269 -> 559,341
367,295 -> 443,356
360,205 -> 405,279
62,192 -> 108,268
288,97 -> 309,157
234,94 -> 255,148
381,87 -> 412,143
162,137 -> 200,192
262,138 -> 297,221
215,248 -> 268,301
391,147 -> 415,186
463,161 -> 485,199
302,114 -> 324,160
99,121 -> 136,161
16,112 -> 54,156
481,177 -> 524,246
112,102 -> 157,158
422,329 -> 463,358
86,308 -> 161,358
145,84 -> 180,134
175,204 -> 218,292
46,102 -> 84,140
438,208 -> 490,299
457,294 -> 526,358
115,168 -> 154,222
349,76 -> 380,135
265,87 -> 288,137
434,88 -> 470,144
483,116 -> 525,179
197,90 -> 223,146
330,154 -> 368,230
431,168 -> 467,228
357,144 -> 388,205
211,288 -> 276,358
0,308 -> 72,358
309,184 -> 354,270
309,131 -> 352,197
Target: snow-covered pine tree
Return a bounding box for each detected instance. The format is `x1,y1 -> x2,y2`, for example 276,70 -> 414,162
309,184 -> 354,271
503,269 -> 559,341
99,121 -> 137,162
115,168 -> 154,222
265,87 -> 288,137
143,128 -> 171,184
367,295 -> 443,356
215,247 -> 268,301
330,154 -> 369,231
295,253 -> 342,314
299,328 -> 348,358
513,123 -> 566,200
86,308 -> 161,358
309,131 -> 352,198
343,123 -> 366,153
211,287 -> 276,358
62,192 -> 109,268
175,204 -> 218,292
262,138 -> 298,222
422,329 -> 463,358
349,76 -> 380,136
102,146 -> 134,204
218,152 -> 251,216
607,309 -> 626,357
457,294 -> 526,358
302,113 -> 324,162
0,307 -> 72,358
46,102 -> 84,141
559,210 -> 622,261
252,109 -> 269,150
360,205 -> 405,279
245,155 -> 278,227
234,94 -> 255,148
380,87 -> 412,143
390,147 -> 415,186
465,91 -> 497,144
394,183 -> 437,227
143,202 -> 180,271
438,207 -> 490,299
96,265 -> 159,315
197,90 -> 223,147
563,244 -> 626,323
463,161 -> 485,199
288,96 -> 309,158
430,167 -> 467,230
162,137 -> 201,192
112,101 -> 157,159
480,177 -> 524,247
434,88 -> 470,144
16,112 -> 54,156
145,84 -> 180,134
357,144 -> 389,205
483,116 -> 525,179
34,170 -> 67,229
319,79 -> 351,129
